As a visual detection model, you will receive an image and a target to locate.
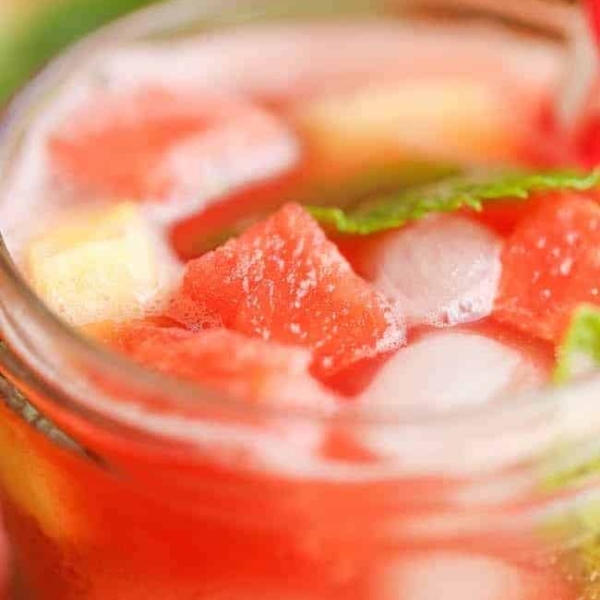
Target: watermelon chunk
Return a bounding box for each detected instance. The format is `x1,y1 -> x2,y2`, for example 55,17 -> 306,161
494,195 -> 600,342
174,203 -> 405,379
112,324 -> 335,407
463,201 -> 540,238
48,86 -> 298,210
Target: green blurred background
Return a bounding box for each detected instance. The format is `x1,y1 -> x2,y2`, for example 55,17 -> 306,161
0,0 -> 160,104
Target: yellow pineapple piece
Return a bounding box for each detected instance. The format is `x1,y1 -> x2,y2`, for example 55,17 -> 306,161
0,390 -> 87,541
27,202 -> 172,327
294,80 -> 524,171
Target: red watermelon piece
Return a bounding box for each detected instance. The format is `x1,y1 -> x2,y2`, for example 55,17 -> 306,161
112,323 -> 335,407
463,200 -> 541,238
174,203 -> 405,379
494,194 -> 600,343
48,86 -> 297,205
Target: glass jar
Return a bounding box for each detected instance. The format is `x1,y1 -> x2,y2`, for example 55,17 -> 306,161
0,0 -> 599,598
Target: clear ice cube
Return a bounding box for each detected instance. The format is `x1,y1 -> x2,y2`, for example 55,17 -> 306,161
366,215 -> 502,327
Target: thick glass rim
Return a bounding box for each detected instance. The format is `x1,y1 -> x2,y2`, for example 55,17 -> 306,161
0,0 -> 597,476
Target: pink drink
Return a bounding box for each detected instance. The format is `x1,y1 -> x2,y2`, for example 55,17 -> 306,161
0,1 -> 598,599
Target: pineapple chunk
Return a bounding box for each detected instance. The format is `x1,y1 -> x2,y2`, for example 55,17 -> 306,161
0,393 -> 87,542
294,80 -> 525,171
27,203 -> 171,327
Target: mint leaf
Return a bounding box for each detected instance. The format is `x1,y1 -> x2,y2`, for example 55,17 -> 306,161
179,160 -> 458,257
307,169 -> 600,235
542,305 -> 600,596
301,161 -> 459,207
542,496 -> 600,597
554,305 -> 600,384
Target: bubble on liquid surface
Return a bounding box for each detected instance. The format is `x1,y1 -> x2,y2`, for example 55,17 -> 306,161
361,331 -> 545,412
366,215 -> 502,327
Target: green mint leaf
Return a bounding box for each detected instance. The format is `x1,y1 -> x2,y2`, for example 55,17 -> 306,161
300,161 -> 459,207
554,305 -> 600,385
536,307 -> 600,595
307,169 -> 600,235
542,495 -> 600,597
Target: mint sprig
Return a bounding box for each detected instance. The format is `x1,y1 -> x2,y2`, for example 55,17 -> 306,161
307,169 -> 600,235
554,305 -> 600,385
542,496 -> 600,598
539,306 -> 600,598
180,161 -> 458,257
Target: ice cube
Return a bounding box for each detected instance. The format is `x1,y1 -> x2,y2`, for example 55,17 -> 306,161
362,332 -> 546,412
365,215 -> 502,327
372,553 -> 527,600
145,101 -> 299,223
